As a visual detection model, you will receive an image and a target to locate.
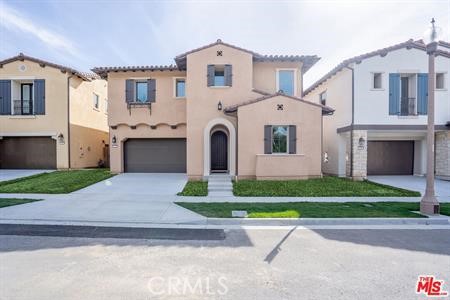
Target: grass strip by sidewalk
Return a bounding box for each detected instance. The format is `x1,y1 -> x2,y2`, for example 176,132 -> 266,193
0,198 -> 42,208
178,181 -> 208,196
233,177 -> 420,197
176,202 -> 428,218
0,169 -> 114,194
440,203 -> 450,216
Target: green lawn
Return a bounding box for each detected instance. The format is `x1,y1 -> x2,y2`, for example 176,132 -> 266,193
233,177 -> 420,197
178,181 -> 208,196
440,203 -> 450,216
0,169 -> 114,194
0,198 -> 42,208
176,202 -> 426,218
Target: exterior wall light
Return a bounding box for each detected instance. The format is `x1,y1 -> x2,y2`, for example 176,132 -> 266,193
57,133 -> 65,145
218,101 -> 223,111
112,135 -> 117,144
358,137 -> 365,150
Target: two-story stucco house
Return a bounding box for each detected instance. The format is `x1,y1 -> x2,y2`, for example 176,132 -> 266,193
0,53 -> 109,169
93,40 -> 333,180
304,40 -> 450,180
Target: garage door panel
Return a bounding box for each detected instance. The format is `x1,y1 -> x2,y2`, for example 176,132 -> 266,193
124,139 -> 186,173
367,141 -> 414,175
0,137 -> 57,169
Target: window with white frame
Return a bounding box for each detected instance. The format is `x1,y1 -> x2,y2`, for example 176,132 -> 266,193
372,72 -> 383,89
319,91 -> 327,105
277,70 -> 296,96
174,78 -> 186,98
436,73 -> 445,89
93,93 -> 99,109
272,126 -> 288,153
136,81 -> 148,102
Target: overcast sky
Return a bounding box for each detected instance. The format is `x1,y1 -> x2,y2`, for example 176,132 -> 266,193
1,0 -> 449,88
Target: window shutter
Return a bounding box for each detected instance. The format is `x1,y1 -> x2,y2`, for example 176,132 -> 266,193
148,79 -> 156,102
0,80 -> 11,115
34,79 -> 45,115
288,125 -> 297,154
417,73 -> 428,115
264,125 -> 272,154
207,65 -> 215,87
125,79 -> 134,103
224,64 -> 232,87
388,73 -> 400,115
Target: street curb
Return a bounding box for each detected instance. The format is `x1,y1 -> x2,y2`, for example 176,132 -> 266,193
206,217 -> 450,226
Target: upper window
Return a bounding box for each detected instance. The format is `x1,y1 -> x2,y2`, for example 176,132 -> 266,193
175,78 -> 186,98
93,93 -> 99,109
214,67 -> 225,86
272,126 -> 288,153
136,81 -> 148,102
277,70 -> 295,96
436,73 -> 445,89
207,65 -> 232,87
319,91 -> 327,105
372,72 -> 383,89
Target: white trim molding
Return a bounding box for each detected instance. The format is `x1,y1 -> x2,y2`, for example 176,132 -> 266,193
172,76 -> 186,98
276,68 -> 298,96
203,118 -> 236,178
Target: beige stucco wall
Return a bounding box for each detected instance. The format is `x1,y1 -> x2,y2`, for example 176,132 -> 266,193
304,68 -> 353,176
106,71 -> 187,173
0,60 -> 70,168
253,61 -> 303,96
237,96 -> 322,179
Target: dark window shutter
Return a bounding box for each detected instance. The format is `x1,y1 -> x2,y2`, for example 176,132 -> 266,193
288,125 -> 297,154
125,79 -> 134,103
224,64 -> 232,87
388,73 -> 400,115
0,80 -> 11,115
264,125 -> 272,154
417,73 -> 428,115
148,79 -> 156,102
207,65 -> 215,87
34,79 -> 45,115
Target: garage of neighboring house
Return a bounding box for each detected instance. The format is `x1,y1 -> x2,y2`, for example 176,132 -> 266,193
0,136 -> 57,169
124,138 -> 187,173
367,141 -> 414,175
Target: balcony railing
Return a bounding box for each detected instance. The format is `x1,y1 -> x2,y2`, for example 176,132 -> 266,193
400,97 -> 416,116
13,99 -> 33,115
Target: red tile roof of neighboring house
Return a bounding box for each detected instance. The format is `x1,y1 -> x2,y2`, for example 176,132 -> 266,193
224,91 -> 334,115
304,39 -> 450,95
92,64 -> 181,79
0,53 -> 96,81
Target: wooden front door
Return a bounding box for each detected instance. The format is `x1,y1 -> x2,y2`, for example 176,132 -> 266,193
211,131 -> 228,172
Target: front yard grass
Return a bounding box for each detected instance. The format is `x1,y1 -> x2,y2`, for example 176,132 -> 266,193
0,169 -> 114,194
233,177 -> 420,197
176,202 -> 426,218
0,198 -> 42,208
178,181 -> 208,196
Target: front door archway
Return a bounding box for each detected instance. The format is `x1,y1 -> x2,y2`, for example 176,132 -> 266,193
211,131 -> 228,172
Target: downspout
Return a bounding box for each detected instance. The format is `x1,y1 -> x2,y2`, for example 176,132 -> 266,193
344,66 -> 355,178
67,75 -> 73,169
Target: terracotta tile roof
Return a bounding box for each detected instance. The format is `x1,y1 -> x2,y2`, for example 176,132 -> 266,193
0,53 -> 96,81
91,64 -> 182,79
224,91 -> 334,115
304,39 -> 450,95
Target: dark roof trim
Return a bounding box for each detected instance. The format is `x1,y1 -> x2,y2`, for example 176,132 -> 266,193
224,91 -> 334,115
304,39 -> 450,95
439,40 -> 450,49
0,53 -> 97,81
337,124 -> 449,133
92,65 -> 182,79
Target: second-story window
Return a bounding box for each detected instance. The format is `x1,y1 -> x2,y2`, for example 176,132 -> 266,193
277,69 -> 295,96
372,72 -> 383,89
319,91 -> 327,105
436,73 -> 445,89
175,78 -> 186,98
136,81 -> 148,102
93,93 -> 99,110
207,65 -> 232,87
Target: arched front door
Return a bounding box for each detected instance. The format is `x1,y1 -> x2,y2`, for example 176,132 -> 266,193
210,131 -> 228,172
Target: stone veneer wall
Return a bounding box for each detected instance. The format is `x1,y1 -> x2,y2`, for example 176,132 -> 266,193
345,130 -> 368,180
436,131 -> 450,180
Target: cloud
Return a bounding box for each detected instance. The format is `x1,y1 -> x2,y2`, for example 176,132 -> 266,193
0,2 -> 80,58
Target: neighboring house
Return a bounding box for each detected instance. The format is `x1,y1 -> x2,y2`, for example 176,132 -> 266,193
304,40 -> 450,180
93,39 -> 333,180
0,53 -> 109,169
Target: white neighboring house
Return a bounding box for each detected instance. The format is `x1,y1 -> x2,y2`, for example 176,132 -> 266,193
304,39 -> 450,180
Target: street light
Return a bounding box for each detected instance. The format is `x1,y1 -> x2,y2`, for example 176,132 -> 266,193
420,18 -> 442,215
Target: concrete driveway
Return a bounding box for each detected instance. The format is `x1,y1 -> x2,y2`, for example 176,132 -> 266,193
369,175 -> 450,201
0,169 -> 54,182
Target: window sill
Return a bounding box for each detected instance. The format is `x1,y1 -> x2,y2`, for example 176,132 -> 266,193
257,153 -> 305,157
8,115 -> 37,119
93,107 -> 100,112
435,88 -> 447,91
174,96 -> 186,100
209,86 -> 231,89
397,115 -> 420,119
370,88 -> 385,91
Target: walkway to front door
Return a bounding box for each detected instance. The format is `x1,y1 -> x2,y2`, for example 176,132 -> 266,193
211,131 -> 228,172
